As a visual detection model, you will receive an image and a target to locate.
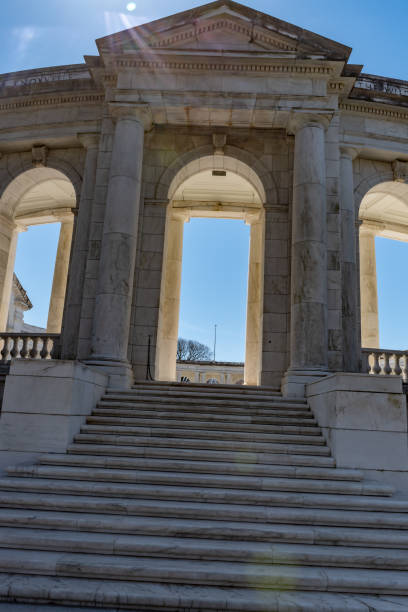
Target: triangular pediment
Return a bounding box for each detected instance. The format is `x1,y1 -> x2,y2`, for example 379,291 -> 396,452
96,1 -> 351,61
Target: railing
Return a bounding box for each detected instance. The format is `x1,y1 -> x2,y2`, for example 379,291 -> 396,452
0,334 -> 61,363
361,348 -> 408,380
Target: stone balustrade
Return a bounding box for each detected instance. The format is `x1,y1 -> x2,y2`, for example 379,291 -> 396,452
361,347 -> 408,380
0,333 -> 61,363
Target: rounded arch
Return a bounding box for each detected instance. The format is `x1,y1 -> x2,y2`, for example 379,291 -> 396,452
155,144 -> 278,205
0,159 -> 81,220
354,170 -> 395,215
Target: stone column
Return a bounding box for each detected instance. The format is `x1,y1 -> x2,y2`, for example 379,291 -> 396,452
283,114 -> 330,396
155,210 -> 187,382
340,147 -> 360,370
360,221 -> 380,348
47,216 -> 74,333
0,217 -> 22,331
244,211 -> 264,386
89,103 -> 152,387
61,133 -> 99,358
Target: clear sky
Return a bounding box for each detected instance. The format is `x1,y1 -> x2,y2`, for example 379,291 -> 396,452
2,0 -> 408,358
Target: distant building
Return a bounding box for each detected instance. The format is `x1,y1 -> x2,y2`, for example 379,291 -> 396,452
176,360 -> 244,385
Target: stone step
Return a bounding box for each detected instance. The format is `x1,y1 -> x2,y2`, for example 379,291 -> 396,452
2,574 -> 408,612
101,393 -> 309,410
5,466 -> 390,497
79,424 -> 326,445
3,527 -> 408,570
0,477 -> 399,510
3,548 -> 408,594
91,407 -> 318,426
0,492 -> 403,527
109,388 -> 299,404
67,443 -> 336,467
133,381 -> 282,397
2,508 -> 408,548
88,414 -> 321,433
38,453 -> 363,481
73,433 -> 332,455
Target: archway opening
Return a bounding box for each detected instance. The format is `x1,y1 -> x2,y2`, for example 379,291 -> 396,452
359,180 -> 408,349
0,167 -> 76,333
155,155 -> 265,385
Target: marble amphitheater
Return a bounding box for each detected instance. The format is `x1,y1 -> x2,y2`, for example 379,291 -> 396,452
0,0 -> 408,609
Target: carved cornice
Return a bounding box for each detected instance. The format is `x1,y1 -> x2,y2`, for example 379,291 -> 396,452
339,100 -> 408,121
113,58 -> 334,76
143,18 -> 298,53
0,92 -> 104,113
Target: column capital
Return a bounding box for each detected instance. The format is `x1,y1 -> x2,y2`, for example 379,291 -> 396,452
77,132 -> 99,149
340,146 -> 359,161
108,102 -> 153,131
288,112 -> 332,135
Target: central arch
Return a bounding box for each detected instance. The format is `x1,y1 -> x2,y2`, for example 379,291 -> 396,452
155,154 -> 266,386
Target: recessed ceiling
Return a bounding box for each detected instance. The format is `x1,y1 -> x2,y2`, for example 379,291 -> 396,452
173,169 -> 261,204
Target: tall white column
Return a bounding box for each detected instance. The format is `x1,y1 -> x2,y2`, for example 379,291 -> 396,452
47,217 -> 74,333
340,147 -> 360,371
155,210 -> 186,382
90,103 -> 152,387
360,221 -> 380,348
62,133 -> 99,358
0,216 -> 22,331
283,114 -> 330,395
244,211 -> 264,386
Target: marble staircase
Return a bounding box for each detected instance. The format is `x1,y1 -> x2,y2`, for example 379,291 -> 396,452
0,382 -> 408,610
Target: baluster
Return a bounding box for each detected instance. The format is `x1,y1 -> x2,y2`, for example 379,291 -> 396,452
1,337 -> 12,362
30,337 -> 41,359
40,337 -> 49,359
383,352 -> 392,375
394,352 -> 402,377
361,350 -> 370,374
50,336 -> 61,360
10,336 -> 20,359
402,354 -> 408,382
20,336 -> 30,359
372,351 -> 381,375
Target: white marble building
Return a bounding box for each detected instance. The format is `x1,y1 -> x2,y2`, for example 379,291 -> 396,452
0,3 -> 407,607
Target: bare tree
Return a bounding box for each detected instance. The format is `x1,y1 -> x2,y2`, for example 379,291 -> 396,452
177,337 -> 212,361
177,337 -> 189,360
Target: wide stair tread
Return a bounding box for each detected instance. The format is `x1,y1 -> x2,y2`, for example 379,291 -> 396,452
2,574 -> 408,611
67,443 -> 337,466
3,548 -> 408,595
37,452 -> 362,480
73,433 -> 332,455
3,527 -> 408,570
5,465 -> 392,496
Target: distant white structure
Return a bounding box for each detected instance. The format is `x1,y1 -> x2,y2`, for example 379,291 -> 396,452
176,360 -> 244,385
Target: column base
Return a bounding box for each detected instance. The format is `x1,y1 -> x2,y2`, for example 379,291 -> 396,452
82,359 -> 134,389
282,368 -> 329,398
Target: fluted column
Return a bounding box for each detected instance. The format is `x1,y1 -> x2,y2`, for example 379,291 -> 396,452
61,133 -> 99,358
155,210 -> 187,382
360,221 -> 380,348
340,147 -> 360,371
244,211 -> 264,386
47,216 -> 74,333
283,114 -> 330,395
90,103 -> 152,386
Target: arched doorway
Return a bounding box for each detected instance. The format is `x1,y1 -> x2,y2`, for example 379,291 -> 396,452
155,155 -> 265,386
359,180 -> 408,348
0,167 -> 77,333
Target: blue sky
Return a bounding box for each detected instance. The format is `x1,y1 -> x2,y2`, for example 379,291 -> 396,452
2,1 -> 408,358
